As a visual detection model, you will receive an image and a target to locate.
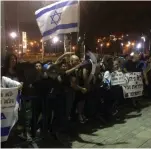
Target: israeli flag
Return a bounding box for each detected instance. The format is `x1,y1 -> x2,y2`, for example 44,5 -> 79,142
35,0 -> 79,41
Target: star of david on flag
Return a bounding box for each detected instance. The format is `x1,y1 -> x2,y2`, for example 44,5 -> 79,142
50,10 -> 62,26
35,0 -> 79,41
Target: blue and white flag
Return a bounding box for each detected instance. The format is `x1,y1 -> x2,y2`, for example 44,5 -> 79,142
35,0 -> 79,41
1,77 -> 21,142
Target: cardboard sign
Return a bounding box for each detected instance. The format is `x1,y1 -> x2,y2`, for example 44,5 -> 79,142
1,87 -> 18,109
122,72 -> 143,98
111,71 -> 127,86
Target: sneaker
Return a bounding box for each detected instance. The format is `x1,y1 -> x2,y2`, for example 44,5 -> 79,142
78,115 -> 85,124
82,115 -> 88,121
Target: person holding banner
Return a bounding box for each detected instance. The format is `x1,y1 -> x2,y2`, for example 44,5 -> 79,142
110,59 -> 125,116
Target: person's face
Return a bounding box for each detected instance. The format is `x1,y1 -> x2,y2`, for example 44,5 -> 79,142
60,63 -> 68,71
113,61 -> 119,70
133,55 -> 140,62
71,59 -> 79,66
10,56 -> 17,68
35,63 -> 42,71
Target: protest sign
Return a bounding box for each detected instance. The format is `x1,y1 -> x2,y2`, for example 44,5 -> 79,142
122,72 -> 143,98
1,76 -> 20,142
111,71 -> 127,86
1,87 -> 18,109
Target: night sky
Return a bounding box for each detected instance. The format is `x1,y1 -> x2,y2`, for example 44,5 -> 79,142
4,1 -> 151,44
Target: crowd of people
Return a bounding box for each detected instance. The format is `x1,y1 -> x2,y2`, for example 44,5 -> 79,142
1,47 -> 151,145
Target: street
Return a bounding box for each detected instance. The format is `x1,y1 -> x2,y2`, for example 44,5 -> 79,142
2,98 -> 151,148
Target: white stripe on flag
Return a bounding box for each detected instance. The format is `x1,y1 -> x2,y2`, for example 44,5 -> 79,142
35,0 -> 79,41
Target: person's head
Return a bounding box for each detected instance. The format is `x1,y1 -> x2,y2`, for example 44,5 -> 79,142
70,55 -> 80,66
113,60 -> 120,71
4,53 -> 18,70
105,57 -> 113,72
148,56 -> 151,64
35,62 -> 42,72
132,54 -> 140,62
125,54 -> 131,61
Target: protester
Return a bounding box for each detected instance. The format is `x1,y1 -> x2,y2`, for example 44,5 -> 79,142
2,53 -> 19,81
2,51 -> 150,146
144,56 -> 151,98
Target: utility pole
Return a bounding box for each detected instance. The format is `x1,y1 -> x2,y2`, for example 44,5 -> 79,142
1,1 -> 6,65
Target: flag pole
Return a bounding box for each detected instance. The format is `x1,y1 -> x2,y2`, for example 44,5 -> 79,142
76,0 -> 80,58
42,40 -> 44,63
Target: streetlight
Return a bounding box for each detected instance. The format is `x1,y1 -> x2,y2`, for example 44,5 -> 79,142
106,42 -> 110,47
52,36 -> 59,53
100,44 -> 103,55
52,36 -> 59,44
126,44 -> 130,48
30,42 -> 34,46
131,42 -> 135,46
10,32 -> 17,39
130,52 -> 134,56
136,43 -> 142,49
72,46 -> 76,51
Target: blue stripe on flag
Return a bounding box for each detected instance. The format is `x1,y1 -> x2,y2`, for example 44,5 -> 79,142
42,23 -> 78,37
1,126 -> 11,136
36,0 -> 78,19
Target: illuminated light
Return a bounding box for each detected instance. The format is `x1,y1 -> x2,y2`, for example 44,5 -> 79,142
121,35 -> 124,38
118,38 -> 122,40
97,39 -> 100,43
100,44 -> 103,47
128,41 -> 131,45
130,52 -> 134,56
52,36 -> 59,44
15,50 -> 18,52
131,42 -> 135,46
126,34 -> 129,36
141,36 -> 145,42
136,43 -> 142,49
30,42 -> 34,46
113,38 -> 117,41
60,41 -> 62,43
18,51 -> 22,54
40,39 -> 43,42
106,42 -> 110,47
10,32 -> 17,39
121,43 -> 124,46
126,44 -> 130,47
72,46 -> 76,50
34,41 -> 37,44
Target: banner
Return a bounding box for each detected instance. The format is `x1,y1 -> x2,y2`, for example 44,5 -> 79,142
35,0 -> 79,41
1,77 -> 20,142
111,71 -> 127,86
122,72 -> 143,98
1,87 -> 18,109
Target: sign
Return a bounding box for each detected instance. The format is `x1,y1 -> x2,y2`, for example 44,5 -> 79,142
111,71 -> 127,86
1,105 -> 19,142
122,72 -> 143,98
22,32 -> 27,53
1,76 -> 20,142
1,87 -> 18,109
